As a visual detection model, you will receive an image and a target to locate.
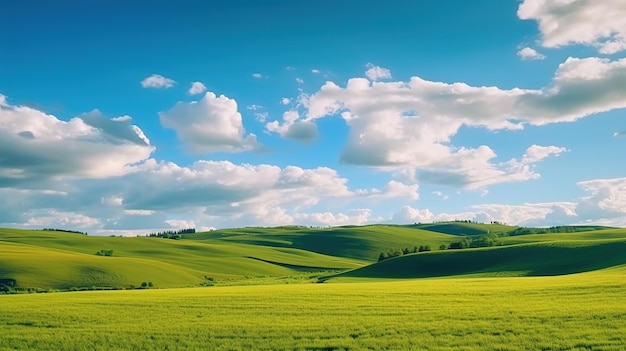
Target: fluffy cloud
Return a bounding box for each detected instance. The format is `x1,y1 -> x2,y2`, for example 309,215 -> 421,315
365,63 -> 392,81
160,92 -> 260,153
393,177 -> 626,227
265,110 -> 318,142
304,56 -> 626,188
141,74 -> 176,89
294,209 -> 372,226
517,47 -> 545,60
518,0 -> 626,54
252,73 -> 265,79
576,177 -> 626,222
188,81 -> 207,95
0,97 -> 153,188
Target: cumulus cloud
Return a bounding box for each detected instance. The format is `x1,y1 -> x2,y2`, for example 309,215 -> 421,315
294,209 -> 372,226
252,73 -> 265,79
141,74 -> 176,89
281,97 -> 290,105
0,97 -> 153,187
518,0 -> 626,54
365,63 -> 392,81
188,81 -> 207,95
159,92 -> 260,153
305,56 -> 626,189
576,177 -> 626,222
265,110 -> 318,142
517,47 -> 545,60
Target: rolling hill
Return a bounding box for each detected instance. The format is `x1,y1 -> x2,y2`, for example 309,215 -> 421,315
1,223 -> 625,291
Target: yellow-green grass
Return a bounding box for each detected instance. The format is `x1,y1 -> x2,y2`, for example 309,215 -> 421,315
499,228 -> 626,245
323,238 -> 626,281
0,241 -> 206,289
187,225 -> 459,261
1,270 -> 625,351
0,229 -> 363,289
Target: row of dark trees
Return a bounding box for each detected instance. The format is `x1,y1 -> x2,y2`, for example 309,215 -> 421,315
447,233 -> 500,249
147,228 -> 196,239
377,233 -> 502,261
378,245 -> 432,261
508,226 -> 583,236
41,228 -> 88,235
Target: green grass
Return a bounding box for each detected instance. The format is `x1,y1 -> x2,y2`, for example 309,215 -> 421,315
186,225 -> 459,261
3,225 -> 626,290
406,222 -> 517,236
1,270 -> 625,350
0,228 -> 362,289
324,238 -> 626,281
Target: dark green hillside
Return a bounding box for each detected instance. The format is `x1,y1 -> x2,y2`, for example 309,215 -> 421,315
185,225 -> 459,261
406,222 -> 517,236
323,238 -> 626,281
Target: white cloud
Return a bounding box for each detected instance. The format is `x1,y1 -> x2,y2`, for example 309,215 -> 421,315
311,69 -> 320,74
296,77 -> 304,84
365,63 -> 392,81
576,177 -> 626,222
159,92 -> 260,153
305,57 -> 626,189
141,74 -> 176,89
517,47 -> 545,60
356,181 -> 419,200
0,98 -> 153,186
294,209 -> 372,226
252,73 -> 265,79
165,219 -> 196,229
265,110 -> 318,142
281,97 -> 291,105
518,0 -> 626,54
188,81 -> 207,95
25,209 -> 100,229
392,206 -> 476,224
521,145 -> 567,163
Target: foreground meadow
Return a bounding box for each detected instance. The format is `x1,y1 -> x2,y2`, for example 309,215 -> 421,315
2,268 -> 625,351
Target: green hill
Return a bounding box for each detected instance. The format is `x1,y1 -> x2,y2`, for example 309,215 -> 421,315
185,225 -> 459,261
2,224 -> 626,291
406,222 -> 517,236
0,228 -> 362,290
322,238 -> 626,281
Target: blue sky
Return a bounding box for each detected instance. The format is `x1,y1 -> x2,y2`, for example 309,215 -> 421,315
1,0 -> 625,234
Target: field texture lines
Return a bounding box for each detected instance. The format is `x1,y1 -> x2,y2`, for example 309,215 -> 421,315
2,271 -> 625,351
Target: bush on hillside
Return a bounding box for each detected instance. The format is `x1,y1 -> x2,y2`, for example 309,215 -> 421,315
95,249 -> 114,256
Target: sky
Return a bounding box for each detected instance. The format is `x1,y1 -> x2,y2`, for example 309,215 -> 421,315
1,0 -> 626,235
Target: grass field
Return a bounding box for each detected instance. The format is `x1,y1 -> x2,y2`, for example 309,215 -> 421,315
2,223 -> 626,350
1,268 -> 625,351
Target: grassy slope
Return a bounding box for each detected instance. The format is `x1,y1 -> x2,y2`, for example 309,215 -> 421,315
185,225 -> 459,261
0,228 -> 363,289
2,224 -> 624,290
324,237 -> 626,281
406,222 -> 517,236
